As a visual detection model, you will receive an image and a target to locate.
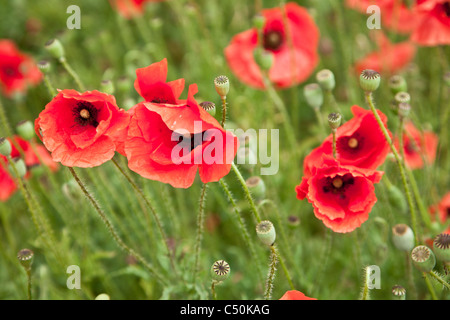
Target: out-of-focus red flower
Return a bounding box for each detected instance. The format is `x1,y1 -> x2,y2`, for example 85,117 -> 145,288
296,156 -> 383,233
354,32 -> 416,75
411,0 -> 450,46
110,0 -> 165,19
0,39 -> 42,97
0,155 -> 17,201
429,192 -> 450,234
346,0 -> 418,34
35,89 -> 130,168
224,2 -> 319,89
8,136 -> 58,173
304,106 -> 391,174
279,290 -> 317,300
125,59 -> 239,188
394,121 -> 438,170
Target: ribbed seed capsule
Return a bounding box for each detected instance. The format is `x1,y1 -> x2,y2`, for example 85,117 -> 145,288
316,69 -> 335,91
0,137 -> 12,156
328,112 -> 341,130
391,285 -> 406,300
214,75 -> 230,99
199,101 -> 216,117
45,38 -> 65,60
256,220 -> 276,246
388,75 -> 407,94
433,233 -> 450,262
392,224 -> 415,252
245,176 -> 266,200
211,260 -> 230,282
360,69 -> 381,92
397,102 -> 411,119
411,245 -> 436,272
37,60 -> 51,74
17,248 -> 34,270
303,83 -> 323,109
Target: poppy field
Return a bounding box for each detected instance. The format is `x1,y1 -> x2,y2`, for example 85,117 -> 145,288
0,0 -> 449,302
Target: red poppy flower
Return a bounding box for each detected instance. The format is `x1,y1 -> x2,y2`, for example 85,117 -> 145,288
279,290 -> 317,300
110,0 -> 164,19
0,39 -> 42,97
346,0 -> 418,34
411,0 -> 450,46
429,192 -> 450,234
394,121 -> 438,170
8,136 -> 58,173
303,106 -> 391,175
0,155 -> 17,201
296,156 -> 383,233
35,89 -> 130,168
125,59 -> 239,188
354,32 -> 416,75
224,2 -> 319,89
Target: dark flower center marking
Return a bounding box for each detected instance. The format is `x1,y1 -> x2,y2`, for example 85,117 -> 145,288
151,98 -> 170,104
263,30 -> 284,51
446,207 -> 450,218
3,66 -> 18,77
174,131 -> 207,153
322,173 -> 355,199
213,260 -> 230,276
73,101 -> 99,127
443,2 -> 450,17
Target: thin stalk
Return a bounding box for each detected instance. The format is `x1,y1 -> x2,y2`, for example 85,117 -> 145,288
59,57 -> 86,92
231,162 -> 261,223
332,129 -> 337,159
365,92 -> 420,245
0,97 -> 13,137
43,74 -> 57,97
211,281 -> 217,300
264,245 -> 279,300
429,270 -> 450,291
193,183 -> 208,285
25,268 -> 32,300
220,97 -> 227,128
67,167 -> 166,285
423,272 -> 438,300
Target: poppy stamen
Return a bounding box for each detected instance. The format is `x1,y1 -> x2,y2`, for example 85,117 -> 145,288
332,177 -> 343,189
348,138 -> 359,149
80,109 -> 90,119
73,101 -> 99,127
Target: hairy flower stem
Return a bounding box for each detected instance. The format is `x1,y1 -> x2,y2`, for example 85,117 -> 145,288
67,167 -> 166,285
219,179 -> 264,282
25,267 -> 32,300
0,97 -> 12,137
423,272 -> 438,300
332,129 -> 337,159
193,183 -> 208,285
211,281 -> 218,300
264,245 -> 279,300
428,270 -> 450,291
59,57 -> 86,92
43,74 -> 57,97
220,97 -> 227,128
111,157 -> 178,276
365,92 -> 419,245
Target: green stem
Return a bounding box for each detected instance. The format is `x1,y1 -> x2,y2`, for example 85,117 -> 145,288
429,270 -> 450,291
231,162 -> 261,223
264,245 -> 279,300
0,97 -> 13,137
67,167 -> 166,285
221,97 -> 227,128
43,74 -> 57,97
423,272 -> 438,300
59,57 -> 86,92
211,281 -> 217,300
365,92 -> 420,245
26,268 -> 32,300
193,183 -> 208,285
332,129 -> 337,159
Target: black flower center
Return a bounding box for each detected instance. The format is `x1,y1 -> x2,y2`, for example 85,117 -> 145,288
173,131 -> 207,153
3,66 -> 18,77
263,30 -> 284,51
322,173 -> 355,199
443,2 -> 450,17
73,101 -> 99,127
151,98 -> 170,104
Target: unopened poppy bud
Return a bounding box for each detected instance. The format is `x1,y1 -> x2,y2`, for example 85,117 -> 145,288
253,48 -> 274,71
392,224 -> 415,252
95,293 -> 110,300
387,185 -> 407,214
411,245 -> 436,273
17,248 -> 34,270
433,233 -> 450,262
388,75 -> 407,94
0,137 -> 12,156
100,80 -> 115,95
211,260 -> 230,282
360,69 -> 380,92
246,176 -> 266,200
256,220 -> 276,246
303,83 -> 323,109
16,120 -> 35,140
397,102 -> 411,119
37,60 -> 51,74
214,75 -> 230,99
316,69 -> 335,91
10,158 -> 27,178
328,113 -> 341,131
253,14 -> 266,30
200,101 -> 216,117
45,38 -> 65,60
391,285 -> 406,300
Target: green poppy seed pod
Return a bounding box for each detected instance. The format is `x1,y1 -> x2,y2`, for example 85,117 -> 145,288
397,102 -> 411,119
199,101 -> 216,117
95,293 -> 111,300
360,69 -> 381,92
327,113 -> 341,131
236,147 -> 257,172
303,83 -> 323,109
287,215 -> 300,228
100,80 -> 115,95
211,260 -> 230,282
17,248 -> 34,270
433,233 -> 450,262
0,137 -> 12,156
394,92 -> 411,105
214,75 -> 230,99
316,69 -> 335,91
9,158 -> 27,178
388,75 -> 407,94
45,38 -> 65,60
16,120 -> 35,140
391,285 -> 406,300
246,176 -> 266,200
256,220 -> 276,246
37,60 -> 51,74
411,245 -> 436,273
387,184 -> 408,214
252,14 -> 266,30
392,224 -> 415,252
253,48 -> 274,71
443,71 -> 450,87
